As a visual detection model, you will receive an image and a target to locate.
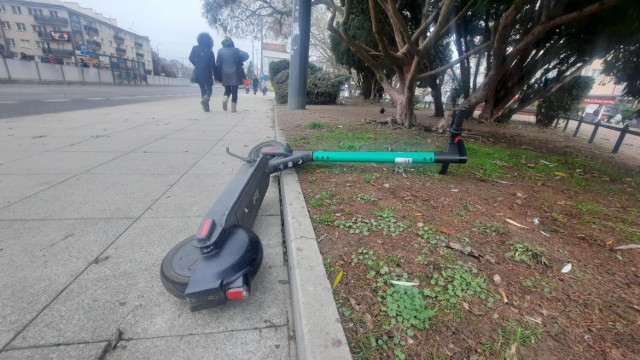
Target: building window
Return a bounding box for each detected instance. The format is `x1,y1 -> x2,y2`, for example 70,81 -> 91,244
32,25 -> 45,32
16,23 -> 26,31
1,21 -> 10,30
28,8 -> 43,15
20,40 -> 30,48
52,26 -> 62,32
56,42 -> 63,49
11,5 -> 21,14
50,10 -> 58,18
109,40 -> 113,47
36,41 -> 46,49
8,39 -> 16,47
591,69 -> 601,78
0,4 -> 5,13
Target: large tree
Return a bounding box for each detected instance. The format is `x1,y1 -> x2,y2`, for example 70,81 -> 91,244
602,35 -> 640,99
202,0 -> 638,131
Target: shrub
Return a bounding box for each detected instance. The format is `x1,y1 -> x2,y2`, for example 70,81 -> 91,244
273,69 -> 289,104
269,59 -> 289,82
307,72 -> 349,105
535,76 -> 594,127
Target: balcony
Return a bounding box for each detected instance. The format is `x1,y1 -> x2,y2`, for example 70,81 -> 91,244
33,14 -> 69,26
42,48 -> 75,57
37,31 -> 53,40
134,41 -> 143,48
115,47 -> 126,56
84,25 -> 99,35
135,51 -> 144,58
113,35 -> 125,45
87,39 -> 101,50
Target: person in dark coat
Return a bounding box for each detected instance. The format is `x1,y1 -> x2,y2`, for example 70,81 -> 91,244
189,32 -> 217,112
216,36 -> 249,112
252,76 -> 259,95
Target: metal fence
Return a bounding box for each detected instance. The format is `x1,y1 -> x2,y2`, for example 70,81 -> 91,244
557,116 -> 640,153
0,57 -> 189,86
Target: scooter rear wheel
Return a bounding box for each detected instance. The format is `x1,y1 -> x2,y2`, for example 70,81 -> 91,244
160,235 -> 199,298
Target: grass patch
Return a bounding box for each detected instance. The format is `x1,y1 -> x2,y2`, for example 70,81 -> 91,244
474,221 -> 508,235
310,191 -> 335,208
306,120 -> 327,129
577,202 -> 604,213
313,214 -> 335,225
336,211 -> 407,236
506,241 -> 551,267
354,193 -> 378,202
498,320 -> 543,351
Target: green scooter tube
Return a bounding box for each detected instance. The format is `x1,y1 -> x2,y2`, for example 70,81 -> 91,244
312,151 -> 435,163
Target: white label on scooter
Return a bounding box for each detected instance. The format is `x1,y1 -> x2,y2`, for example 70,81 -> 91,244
395,158 -> 412,163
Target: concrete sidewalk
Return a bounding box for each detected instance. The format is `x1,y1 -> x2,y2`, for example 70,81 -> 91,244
0,92 -> 312,359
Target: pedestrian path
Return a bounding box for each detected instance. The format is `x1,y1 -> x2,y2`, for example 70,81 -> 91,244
0,93 -> 295,359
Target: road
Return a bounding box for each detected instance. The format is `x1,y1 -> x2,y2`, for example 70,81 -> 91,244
0,84 -> 223,119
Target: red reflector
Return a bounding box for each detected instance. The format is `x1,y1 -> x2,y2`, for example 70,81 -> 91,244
198,218 -> 213,239
226,287 -> 249,301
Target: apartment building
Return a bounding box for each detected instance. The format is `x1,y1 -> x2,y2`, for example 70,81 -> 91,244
0,0 -> 152,71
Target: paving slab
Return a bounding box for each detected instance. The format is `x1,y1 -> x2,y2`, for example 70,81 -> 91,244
0,342 -> 107,360
86,152 -> 203,175
7,214 -> 289,348
58,135 -> 162,153
0,219 -> 134,349
0,174 -> 68,206
0,151 -> 121,175
107,328 -> 289,360
133,138 -> 217,154
144,173 -> 236,218
0,174 -> 179,220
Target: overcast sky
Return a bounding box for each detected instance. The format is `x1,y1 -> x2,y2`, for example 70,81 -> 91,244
72,0 -> 258,65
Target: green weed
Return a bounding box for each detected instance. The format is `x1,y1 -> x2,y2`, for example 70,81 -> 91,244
354,193 -> 378,202
306,120 -> 327,129
423,263 -> 494,307
336,212 -> 407,236
310,191 -> 334,208
498,320 -> 543,349
417,226 -> 448,245
382,285 -> 435,331
577,202 -> 603,213
506,241 -> 551,267
313,214 -> 335,225
474,221 -> 508,235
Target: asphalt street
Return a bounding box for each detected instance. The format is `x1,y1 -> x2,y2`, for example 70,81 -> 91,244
0,84 -> 217,119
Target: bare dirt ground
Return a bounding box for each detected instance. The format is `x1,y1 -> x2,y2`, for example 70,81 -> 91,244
276,103 -> 640,360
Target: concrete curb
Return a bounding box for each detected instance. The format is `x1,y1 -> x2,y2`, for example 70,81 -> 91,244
274,104 -> 352,360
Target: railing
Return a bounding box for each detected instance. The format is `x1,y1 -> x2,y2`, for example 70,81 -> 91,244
84,25 -> 99,35
134,41 -> 143,48
42,48 -> 75,57
113,35 -> 125,44
135,52 -> 144,58
33,14 -> 69,26
37,31 -> 53,40
557,116 -> 640,153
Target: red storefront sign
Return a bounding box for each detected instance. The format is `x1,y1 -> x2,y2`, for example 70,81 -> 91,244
582,97 -> 616,105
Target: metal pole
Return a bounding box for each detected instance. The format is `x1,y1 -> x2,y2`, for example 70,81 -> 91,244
562,117 -> 570,132
612,124 -> 629,153
287,0 -> 311,109
573,115 -> 584,137
588,122 -> 600,144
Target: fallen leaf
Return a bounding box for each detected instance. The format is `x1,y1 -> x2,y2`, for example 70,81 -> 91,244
493,274 -> 502,285
505,218 -> 530,228
349,296 -> 360,311
390,280 -> 419,286
614,244 -> 640,250
332,270 -> 343,289
554,172 -> 569,177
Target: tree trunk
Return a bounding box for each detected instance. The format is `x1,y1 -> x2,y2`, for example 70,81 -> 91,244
428,76 -> 444,117
360,71 -> 373,101
391,87 -> 416,127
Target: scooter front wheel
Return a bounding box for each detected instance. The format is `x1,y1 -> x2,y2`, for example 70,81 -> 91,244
160,235 -> 199,298
248,140 -> 288,160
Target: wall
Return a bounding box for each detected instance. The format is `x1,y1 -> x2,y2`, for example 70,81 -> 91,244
0,57 -> 189,85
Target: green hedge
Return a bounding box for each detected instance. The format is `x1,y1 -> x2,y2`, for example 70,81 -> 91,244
272,68 -> 348,105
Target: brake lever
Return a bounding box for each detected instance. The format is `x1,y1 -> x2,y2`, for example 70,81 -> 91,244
226,147 -> 255,163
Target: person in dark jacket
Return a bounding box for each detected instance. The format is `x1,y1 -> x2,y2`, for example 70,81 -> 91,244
252,76 -> 259,95
189,33 -> 217,112
216,36 -> 249,112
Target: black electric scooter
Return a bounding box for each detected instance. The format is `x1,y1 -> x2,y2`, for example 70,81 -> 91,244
160,138 -> 467,311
